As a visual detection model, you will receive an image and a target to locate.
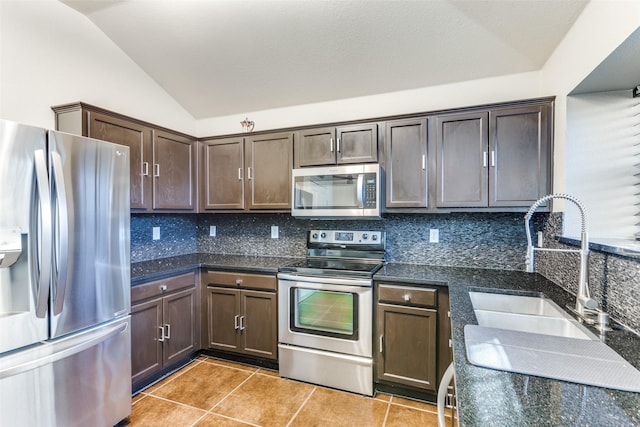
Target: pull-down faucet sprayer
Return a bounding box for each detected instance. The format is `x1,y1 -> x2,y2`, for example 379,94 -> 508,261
524,194 -> 602,320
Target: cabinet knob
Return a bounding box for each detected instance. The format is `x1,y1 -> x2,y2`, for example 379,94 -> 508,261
403,294 -> 411,302
159,284 -> 167,292
236,279 -> 242,286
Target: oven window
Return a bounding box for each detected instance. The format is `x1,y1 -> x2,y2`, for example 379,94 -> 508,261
290,288 -> 359,340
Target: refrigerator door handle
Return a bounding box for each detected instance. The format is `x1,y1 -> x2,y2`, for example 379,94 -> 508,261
51,151 -> 70,315
0,321 -> 128,380
33,149 -> 52,318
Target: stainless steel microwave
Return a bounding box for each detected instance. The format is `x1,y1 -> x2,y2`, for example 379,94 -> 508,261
291,164 -> 382,218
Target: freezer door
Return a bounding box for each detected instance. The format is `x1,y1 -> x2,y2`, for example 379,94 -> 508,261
0,316 -> 132,426
0,120 -> 49,354
48,131 -> 130,338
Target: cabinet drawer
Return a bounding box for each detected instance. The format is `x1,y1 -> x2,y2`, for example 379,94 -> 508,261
378,284 -> 437,308
206,271 -> 276,291
132,272 -> 196,303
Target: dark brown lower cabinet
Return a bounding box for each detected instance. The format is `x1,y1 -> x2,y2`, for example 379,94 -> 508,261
205,271 -> 277,361
376,303 -> 437,390
131,272 -> 198,389
375,283 -> 451,396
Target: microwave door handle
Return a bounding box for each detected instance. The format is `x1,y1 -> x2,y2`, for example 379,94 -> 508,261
356,174 -> 364,208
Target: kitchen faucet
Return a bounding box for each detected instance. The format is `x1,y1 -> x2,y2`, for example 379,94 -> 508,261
524,194 -> 609,328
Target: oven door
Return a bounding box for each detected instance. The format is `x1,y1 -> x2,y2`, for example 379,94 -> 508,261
278,274 -> 372,358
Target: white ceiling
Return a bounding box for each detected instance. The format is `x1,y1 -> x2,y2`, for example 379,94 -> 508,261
62,0 -> 589,119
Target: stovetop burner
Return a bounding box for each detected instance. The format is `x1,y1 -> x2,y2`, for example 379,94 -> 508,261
279,258 -> 384,278
279,229 -> 386,279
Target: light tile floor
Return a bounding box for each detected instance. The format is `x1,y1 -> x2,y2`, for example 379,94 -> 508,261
121,356 -> 454,427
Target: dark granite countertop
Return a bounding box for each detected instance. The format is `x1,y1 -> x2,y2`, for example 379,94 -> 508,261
375,263 -> 640,427
131,253 -> 300,285
131,256 -> 639,425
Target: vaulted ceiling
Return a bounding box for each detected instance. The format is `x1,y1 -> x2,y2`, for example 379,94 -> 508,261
62,0 -> 589,119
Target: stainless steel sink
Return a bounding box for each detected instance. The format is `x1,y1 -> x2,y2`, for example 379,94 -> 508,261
469,291 -> 566,317
469,290 -> 598,340
465,290 -> 640,392
474,310 -> 598,340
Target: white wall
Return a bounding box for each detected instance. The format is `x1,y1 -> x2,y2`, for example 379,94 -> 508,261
540,0 -> 640,210
195,72 -> 544,137
0,0 -> 195,134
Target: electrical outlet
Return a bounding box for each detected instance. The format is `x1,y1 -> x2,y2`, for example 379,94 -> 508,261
210,225 -> 217,237
429,228 -> 439,243
152,227 -> 160,240
271,226 -> 279,239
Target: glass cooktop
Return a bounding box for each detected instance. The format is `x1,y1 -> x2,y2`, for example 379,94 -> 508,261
279,258 -> 384,278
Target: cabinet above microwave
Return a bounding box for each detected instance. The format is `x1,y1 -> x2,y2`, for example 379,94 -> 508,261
291,164 -> 383,219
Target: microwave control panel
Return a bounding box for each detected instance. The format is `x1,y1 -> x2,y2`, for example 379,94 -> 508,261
364,173 -> 377,208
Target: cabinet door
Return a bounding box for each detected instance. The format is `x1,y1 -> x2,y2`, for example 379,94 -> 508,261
152,130 -> 196,210
131,298 -> 163,385
200,138 -> 245,210
207,287 -> 241,352
336,123 -> 378,164
240,290 -> 277,360
162,287 -> 196,365
87,112 -> 152,211
245,133 -> 293,210
376,303 -> 437,391
435,112 -> 489,207
385,118 -> 428,208
295,127 -> 336,167
489,104 -> 550,207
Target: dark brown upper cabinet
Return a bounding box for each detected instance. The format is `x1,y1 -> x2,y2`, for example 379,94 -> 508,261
245,133 -> 293,210
199,132 -> 293,212
200,137 -> 245,210
384,118 -> 428,208
151,130 -> 196,211
52,103 -> 197,213
435,111 -> 489,208
294,123 -> 378,167
434,102 -> 552,209
85,111 -> 153,210
489,105 -> 551,207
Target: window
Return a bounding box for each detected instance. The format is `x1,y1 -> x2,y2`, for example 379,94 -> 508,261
565,90 -> 640,243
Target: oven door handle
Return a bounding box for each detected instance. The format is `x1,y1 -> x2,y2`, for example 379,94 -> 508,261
277,273 -> 372,288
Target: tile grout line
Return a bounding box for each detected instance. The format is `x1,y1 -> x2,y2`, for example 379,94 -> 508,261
285,386 -> 317,427
140,393 -> 208,414
381,400 -> 391,427
207,369 -> 259,413
144,358 -> 203,395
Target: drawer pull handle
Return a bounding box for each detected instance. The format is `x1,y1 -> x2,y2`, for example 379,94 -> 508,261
158,326 -> 165,342
235,279 -> 242,286
403,294 -> 411,302
234,315 -> 240,330
239,316 -> 245,331
159,284 -> 167,292
379,335 -> 383,353
164,324 -> 171,339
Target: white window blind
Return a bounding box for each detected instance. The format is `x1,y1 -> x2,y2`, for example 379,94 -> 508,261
565,90 -> 640,241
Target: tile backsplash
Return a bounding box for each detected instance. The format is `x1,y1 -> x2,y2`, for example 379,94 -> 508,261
131,211 -> 639,333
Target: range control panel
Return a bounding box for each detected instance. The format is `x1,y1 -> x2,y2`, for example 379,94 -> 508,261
308,230 -> 383,244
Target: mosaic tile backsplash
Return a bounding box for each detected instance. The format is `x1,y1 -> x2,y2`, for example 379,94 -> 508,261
534,213 -> 640,334
131,211 -> 639,333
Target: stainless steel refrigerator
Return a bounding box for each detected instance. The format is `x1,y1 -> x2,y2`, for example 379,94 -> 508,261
0,119 -> 132,426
